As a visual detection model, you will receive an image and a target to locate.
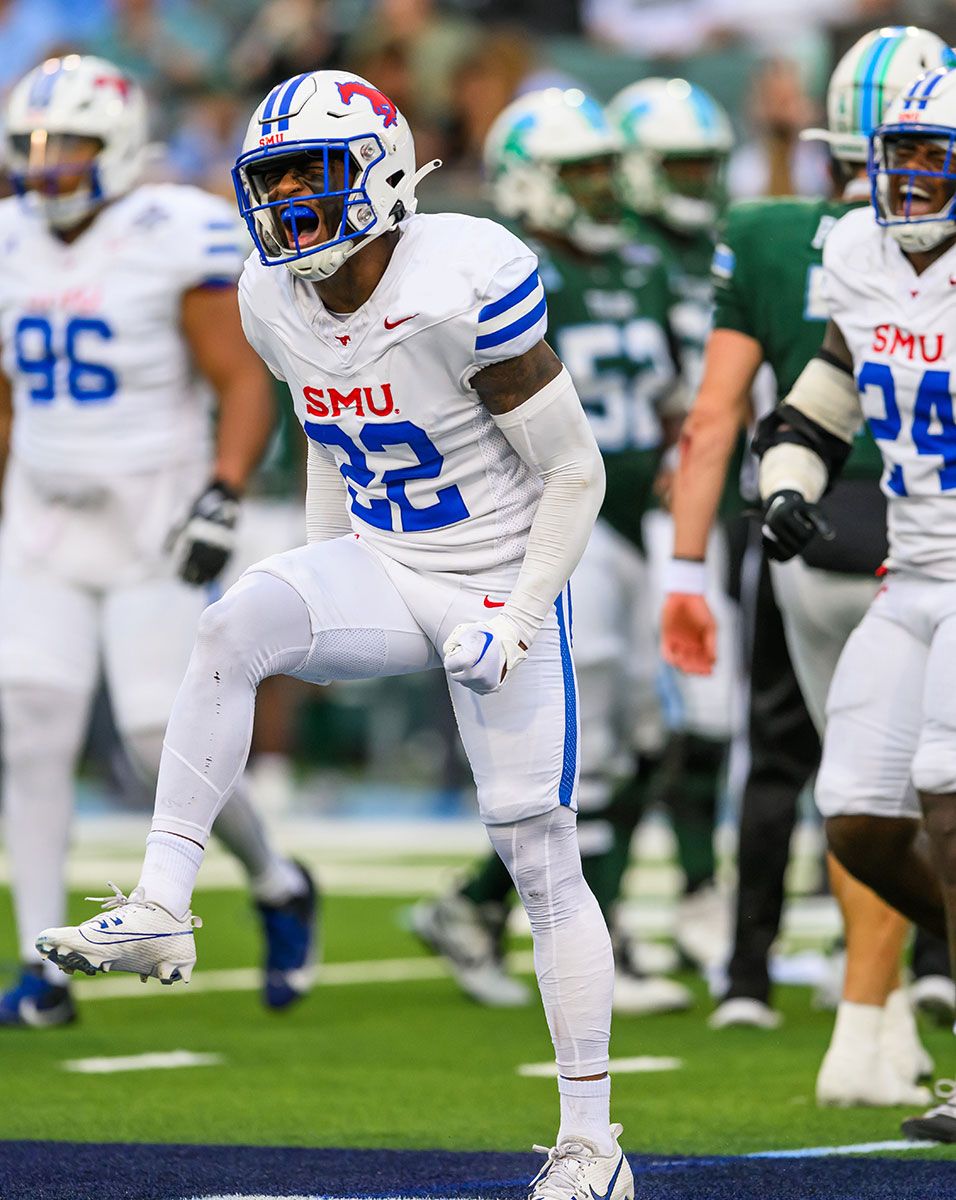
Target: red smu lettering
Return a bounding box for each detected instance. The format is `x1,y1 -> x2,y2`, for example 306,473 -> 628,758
871,323 -> 945,364
302,384 -> 397,419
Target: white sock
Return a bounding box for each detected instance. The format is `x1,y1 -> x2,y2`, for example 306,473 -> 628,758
137,832 -> 205,919
558,1075 -> 614,1156
828,1000 -> 882,1057
249,858 -> 307,905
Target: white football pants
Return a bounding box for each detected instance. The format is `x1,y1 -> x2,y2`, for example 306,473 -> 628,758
817,570 -> 956,820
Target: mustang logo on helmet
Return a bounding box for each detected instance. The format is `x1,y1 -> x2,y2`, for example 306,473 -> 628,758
336,81 -> 398,129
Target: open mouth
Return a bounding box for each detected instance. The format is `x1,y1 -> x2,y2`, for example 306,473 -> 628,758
280,201 -> 323,249
895,181 -> 937,218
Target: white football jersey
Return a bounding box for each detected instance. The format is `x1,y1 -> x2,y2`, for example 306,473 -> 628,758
239,212 -> 548,573
823,206 -> 956,579
0,184 -> 246,475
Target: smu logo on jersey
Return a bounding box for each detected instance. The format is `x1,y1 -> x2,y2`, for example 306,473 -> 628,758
872,323 -> 944,364
336,81 -> 399,128
304,383 -> 398,418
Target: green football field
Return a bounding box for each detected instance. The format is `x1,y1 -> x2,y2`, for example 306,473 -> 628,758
2,874 -> 955,1161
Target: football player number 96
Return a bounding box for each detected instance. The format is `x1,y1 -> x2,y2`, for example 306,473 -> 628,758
14,313 -> 118,404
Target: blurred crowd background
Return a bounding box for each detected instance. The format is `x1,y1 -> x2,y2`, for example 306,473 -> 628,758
8,0 -> 956,210
9,0 -> 956,818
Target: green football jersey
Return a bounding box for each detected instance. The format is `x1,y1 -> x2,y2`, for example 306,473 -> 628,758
712,197 -> 882,480
624,213 -> 714,390
531,233 -> 678,549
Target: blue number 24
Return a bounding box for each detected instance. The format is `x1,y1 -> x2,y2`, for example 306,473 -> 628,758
14,314 -> 117,404
305,419 -> 470,534
858,361 -> 956,494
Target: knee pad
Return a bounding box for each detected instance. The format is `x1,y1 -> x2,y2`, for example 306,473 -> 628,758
0,684 -> 90,766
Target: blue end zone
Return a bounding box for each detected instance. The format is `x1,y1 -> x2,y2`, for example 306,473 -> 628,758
0,1142 -> 951,1199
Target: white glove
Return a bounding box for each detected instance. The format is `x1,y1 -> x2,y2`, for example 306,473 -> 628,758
442,614 -> 528,695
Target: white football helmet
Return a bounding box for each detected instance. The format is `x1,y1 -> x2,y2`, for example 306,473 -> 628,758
233,70 -> 439,281
871,65 -> 956,253
5,55 -> 148,231
607,77 -> 734,234
802,25 -> 953,164
483,87 -> 624,253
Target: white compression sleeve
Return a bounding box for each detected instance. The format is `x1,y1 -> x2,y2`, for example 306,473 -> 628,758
306,440 -> 351,543
492,368 -> 605,647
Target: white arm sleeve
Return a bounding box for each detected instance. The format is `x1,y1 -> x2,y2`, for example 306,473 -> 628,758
492,367 -> 605,646
305,440 -> 351,544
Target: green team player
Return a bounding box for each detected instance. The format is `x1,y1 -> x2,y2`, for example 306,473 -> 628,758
662,27 -> 949,1106
606,76 -> 739,973
410,86 -> 694,1015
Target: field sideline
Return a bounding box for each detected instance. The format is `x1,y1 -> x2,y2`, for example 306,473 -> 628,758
1,821 -> 954,1197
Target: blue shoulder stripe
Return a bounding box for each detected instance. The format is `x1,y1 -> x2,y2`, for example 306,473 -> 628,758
204,244 -> 242,254
478,268 -> 540,323
475,294 -> 546,351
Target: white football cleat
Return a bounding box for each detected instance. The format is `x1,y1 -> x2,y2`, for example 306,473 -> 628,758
708,997 -> 782,1030
675,882 -> 731,972
36,883 -> 201,986
408,893 -> 531,1007
816,1041 -> 931,1108
911,974 -> 956,1026
613,969 -> 693,1016
528,1124 -> 633,1200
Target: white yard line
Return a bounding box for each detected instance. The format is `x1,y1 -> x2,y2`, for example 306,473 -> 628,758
72,952 -> 538,1002
748,1139 -> 936,1158
63,1050 -> 223,1074
518,1056 -> 682,1077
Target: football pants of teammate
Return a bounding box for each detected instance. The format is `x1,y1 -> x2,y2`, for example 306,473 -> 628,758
0,574 -> 307,998
770,550 -> 932,1104
130,537 -> 618,1152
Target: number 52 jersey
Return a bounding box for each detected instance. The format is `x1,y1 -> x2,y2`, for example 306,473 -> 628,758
238,212 -> 549,575
823,205 -> 956,579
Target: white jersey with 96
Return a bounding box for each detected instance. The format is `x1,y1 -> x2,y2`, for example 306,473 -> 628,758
823,205 -> 956,579
238,212 -> 548,575
0,183 -> 246,477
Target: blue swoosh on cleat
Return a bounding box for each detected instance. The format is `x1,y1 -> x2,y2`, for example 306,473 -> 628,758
589,1153 -> 625,1200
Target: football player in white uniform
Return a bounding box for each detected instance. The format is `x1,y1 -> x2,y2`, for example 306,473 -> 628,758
36,70 -> 632,1196
0,56 -> 317,1026
754,64 -> 956,1137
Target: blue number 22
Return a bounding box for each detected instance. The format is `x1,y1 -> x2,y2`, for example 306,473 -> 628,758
14,315 -> 117,404
305,419 -> 470,533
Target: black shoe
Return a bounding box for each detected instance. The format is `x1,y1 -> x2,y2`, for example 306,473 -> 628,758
902,1084 -> 956,1142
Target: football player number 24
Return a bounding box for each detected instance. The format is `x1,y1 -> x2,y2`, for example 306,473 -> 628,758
859,361 -> 956,494
15,315 -> 117,404
306,420 -> 470,533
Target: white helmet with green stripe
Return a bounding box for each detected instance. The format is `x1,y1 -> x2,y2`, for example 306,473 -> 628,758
607,77 -> 734,234
802,25 -> 954,163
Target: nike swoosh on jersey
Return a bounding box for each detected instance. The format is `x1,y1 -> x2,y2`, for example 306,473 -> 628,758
384,313 -> 418,329
589,1153 -> 625,1200
482,596 -> 505,608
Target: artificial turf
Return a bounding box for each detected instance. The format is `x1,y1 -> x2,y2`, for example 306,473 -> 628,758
1,886 -> 955,1161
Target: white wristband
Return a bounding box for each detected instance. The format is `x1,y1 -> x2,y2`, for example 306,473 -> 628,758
664,557 -> 707,595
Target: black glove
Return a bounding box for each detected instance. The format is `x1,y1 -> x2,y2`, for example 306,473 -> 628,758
761,489 -> 835,562
169,480 -> 241,585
